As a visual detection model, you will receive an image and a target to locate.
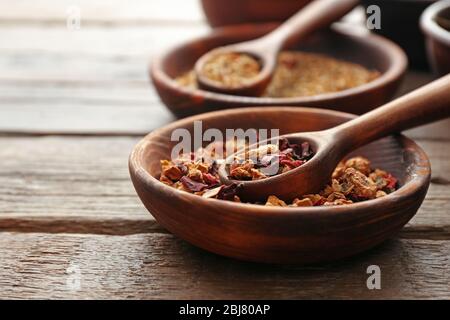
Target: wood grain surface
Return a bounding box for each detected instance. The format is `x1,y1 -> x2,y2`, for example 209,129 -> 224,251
0,232 -> 448,299
0,0 -> 448,298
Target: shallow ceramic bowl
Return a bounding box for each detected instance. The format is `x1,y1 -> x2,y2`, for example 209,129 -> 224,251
151,23 -> 407,118
129,107 -> 430,264
201,0 -> 313,27
421,0 -> 450,75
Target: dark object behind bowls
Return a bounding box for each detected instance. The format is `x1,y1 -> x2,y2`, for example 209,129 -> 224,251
361,0 -> 436,70
421,1 -> 450,75
201,0 -> 313,27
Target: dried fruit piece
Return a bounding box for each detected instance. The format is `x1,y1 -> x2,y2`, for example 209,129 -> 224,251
292,198 -> 313,207
342,168 -> 377,199
344,157 -> 371,176
376,190 -> 387,198
265,195 -> 287,207
202,173 -> 220,187
162,165 -> 183,181
229,138 -> 312,181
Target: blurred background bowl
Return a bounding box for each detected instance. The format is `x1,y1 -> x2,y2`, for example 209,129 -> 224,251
201,0 -> 313,27
421,0 -> 450,75
150,23 -> 407,118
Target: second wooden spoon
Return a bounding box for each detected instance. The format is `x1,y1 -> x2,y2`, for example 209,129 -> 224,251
195,0 -> 359,96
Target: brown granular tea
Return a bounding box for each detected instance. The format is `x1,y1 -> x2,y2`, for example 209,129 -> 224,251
159,139 -> 397,207
200,52 -> 261,88
176,51 -> 380,97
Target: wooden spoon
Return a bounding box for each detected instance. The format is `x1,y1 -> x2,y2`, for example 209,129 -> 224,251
194,0 -> 359,96
218,74 -> 450,201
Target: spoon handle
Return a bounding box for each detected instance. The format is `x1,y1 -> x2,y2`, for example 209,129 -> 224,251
333,74 -> 450,151
260,0 -> 359,49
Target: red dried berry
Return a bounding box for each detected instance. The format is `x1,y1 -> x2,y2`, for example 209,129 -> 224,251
385,174 -> 398,190
202,173 -> 220,187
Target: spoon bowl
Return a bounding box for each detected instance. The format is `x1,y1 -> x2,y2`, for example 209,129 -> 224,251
194,44 -> 275,96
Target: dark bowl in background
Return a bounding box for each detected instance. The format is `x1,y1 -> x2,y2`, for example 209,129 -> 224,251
201,0 -> 313,27
421,0 -> 450,75
361,0 -> 436,70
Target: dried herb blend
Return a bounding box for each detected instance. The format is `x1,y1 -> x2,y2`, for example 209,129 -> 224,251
177,51 -> 380,97
159,139 -> 397,207
227,138 -> 313,181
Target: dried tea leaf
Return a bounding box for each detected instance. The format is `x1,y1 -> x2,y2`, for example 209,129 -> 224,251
180,176 -> 208,193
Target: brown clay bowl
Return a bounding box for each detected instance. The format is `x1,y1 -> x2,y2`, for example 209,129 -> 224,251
129,107 -> 430,264
421,0 -> 450,76
151,23 -> 407,118
201,0 -> 313,28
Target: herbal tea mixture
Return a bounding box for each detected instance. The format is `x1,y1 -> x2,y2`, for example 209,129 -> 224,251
176,51 -> 380,97
159,138 -> 397,207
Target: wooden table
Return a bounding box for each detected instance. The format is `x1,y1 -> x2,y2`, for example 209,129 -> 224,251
0,1 -> 449,299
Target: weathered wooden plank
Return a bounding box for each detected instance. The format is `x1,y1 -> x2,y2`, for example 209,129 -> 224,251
0,0 -> 204,25
0,216 -> 164,235
0,74 -> 449,136
0,25 -> 206,57
0,137 -> 448,234
0,53 -> 150,83
0,25 -> 203,136
0,80 -> 171,135
0,24 -> 205,86
0,232 -> 448,299
0,81 -> 158,104
0,136 -> 148,219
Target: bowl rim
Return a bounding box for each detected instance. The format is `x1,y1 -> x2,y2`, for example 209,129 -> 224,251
421,0 -> 450,46
150,22 -> 408,105
129,106 -> 431,219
